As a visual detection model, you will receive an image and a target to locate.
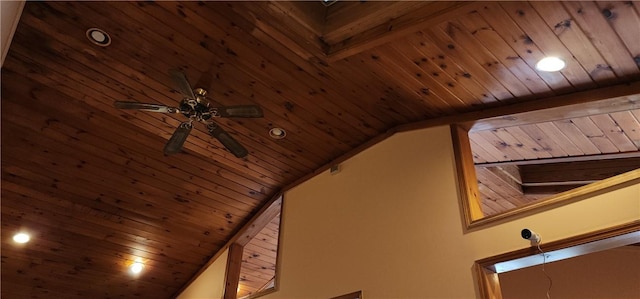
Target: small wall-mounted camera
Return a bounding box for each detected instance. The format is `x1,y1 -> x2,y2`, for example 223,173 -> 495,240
521,228 -> 541,244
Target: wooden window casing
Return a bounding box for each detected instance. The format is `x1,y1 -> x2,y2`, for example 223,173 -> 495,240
222,194 -> 283,299
474,221 -> 640,299
453,123 -> 640,229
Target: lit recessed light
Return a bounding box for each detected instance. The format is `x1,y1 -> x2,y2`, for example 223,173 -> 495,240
13,232 -> 30,244
536,56 -> 565,72
269,127 -> 286,139
86,28 -> 112,47
130,262 -> 144,274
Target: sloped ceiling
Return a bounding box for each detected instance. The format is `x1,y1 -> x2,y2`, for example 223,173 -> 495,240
1,1 -> 639,298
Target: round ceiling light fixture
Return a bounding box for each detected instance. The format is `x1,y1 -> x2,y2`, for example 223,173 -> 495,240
130,262 -> 145,274
86,28 -> 112,47
13,232 -> 30,244
535,56 -> 565,72
269,127 -> 286,139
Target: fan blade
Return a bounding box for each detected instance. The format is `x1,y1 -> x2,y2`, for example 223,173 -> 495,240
206,122 -> 248,158
169,69 -> 196,100
163,122 -> 193,155
114,101 -> 176,113
217,105 -> 264,118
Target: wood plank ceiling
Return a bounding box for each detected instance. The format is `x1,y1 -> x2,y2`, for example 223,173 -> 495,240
2,1 -> 639,298
471,110 -> 640,215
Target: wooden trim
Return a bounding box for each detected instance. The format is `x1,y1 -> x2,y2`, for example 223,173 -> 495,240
236,196 -> 282,247
269,2 -> 326,37
475,221 -> 640,299
242,287 -> 277,299
475,263 -> 502,299
522,185 -> 582,195
491,230 -> 640,273
239,286 -> 277,299
396,81 -> 640,134
239,206 -> 284,299
442,82 -> 640,230
282,82 -> 640,205
243,278 -> 278,299
1,0 -> 25,66
173,192 -> 283,297
272,204 -> 284,294
223,243 -> 244,299
470,169 -> 640,228
330,290 -> 363,299
451,125 -> 484,228
181,81 -> 640,297
477,221 -> 640,266
468,94 -> 640,132
326,2 -> 475,61
475,151 -> 640,167
522,181 -> 596,187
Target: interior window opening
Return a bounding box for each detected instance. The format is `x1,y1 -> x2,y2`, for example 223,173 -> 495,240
237,212 -> 281,299
452,98 -> 640,228
469,109 -> 640,217
223,195 -> 283,299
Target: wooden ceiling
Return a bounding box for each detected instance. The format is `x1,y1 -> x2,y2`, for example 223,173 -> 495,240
2,1 -> 639,298
471,109 -> 640,215
238,212 -> 280,298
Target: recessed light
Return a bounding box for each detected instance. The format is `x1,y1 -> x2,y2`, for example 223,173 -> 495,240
130,262 -> 144,274
13,232 -> 30,244
86,28 -> 111,47
269,127 -> 286,139
535,56 -> 565,72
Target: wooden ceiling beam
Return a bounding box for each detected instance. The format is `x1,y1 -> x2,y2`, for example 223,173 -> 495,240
223,243 -> 244,299
270,1 -> 326,36
522,184 -> 586,195
325,1 -> 476,61
475,151 -> 640,167
520,157 -> 640,184
240,1 -> 476,62
226,2 -> 329,61
173,193 -> 283,297
483,166 -> 523,194
470,94 -> 640,132
322,1 -> 429,44
397,80 -> 640,133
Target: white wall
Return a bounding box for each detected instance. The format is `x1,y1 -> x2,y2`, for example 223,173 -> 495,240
177,249 -> 229,299
263,126 -> 640,299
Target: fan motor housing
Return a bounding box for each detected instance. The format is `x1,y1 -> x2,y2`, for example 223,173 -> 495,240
180,99 -> 212,121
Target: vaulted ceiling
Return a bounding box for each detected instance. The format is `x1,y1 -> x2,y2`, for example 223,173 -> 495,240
2,1 -> 639,298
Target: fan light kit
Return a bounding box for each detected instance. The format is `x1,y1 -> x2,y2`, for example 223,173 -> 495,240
269,127 -> 286,139
535,56 -> 565,72
114,69 -> 263,158
86,28 -> 111,47
12,232 -> 30,244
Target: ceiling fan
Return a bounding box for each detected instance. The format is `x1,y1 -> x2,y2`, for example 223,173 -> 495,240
114,70 -> 263,158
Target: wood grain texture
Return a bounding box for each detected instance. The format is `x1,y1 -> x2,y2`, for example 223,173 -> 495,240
224,243 -> 244,299
472,110 -> 640,216
238,214 -> 280,298
2,1 -> 639,298
475,221 -> 640,299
